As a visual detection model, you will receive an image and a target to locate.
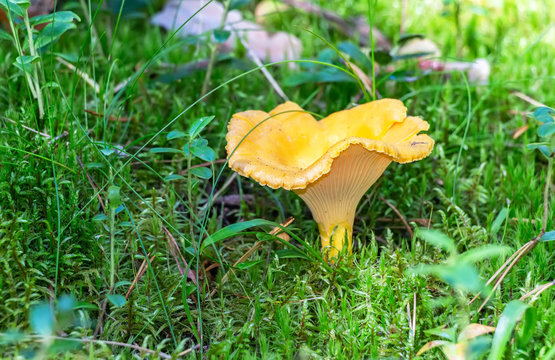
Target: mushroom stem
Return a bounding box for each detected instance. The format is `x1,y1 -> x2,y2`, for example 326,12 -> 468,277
318,221 -> 353,260
295,145 -> 392,261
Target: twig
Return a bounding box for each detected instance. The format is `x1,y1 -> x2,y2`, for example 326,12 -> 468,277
57,56 -> 100,94
27,335 -> 171,359
511,91 -> 547,108
209,217 -> 294,297
76,154 -> 106,212
163,226 -> 198,285
1,116 -> 51,138
231,25 -> 289,101
178,344 -> 207,356
520,280 -> 555,302
93,294 -> 109,338
379,196 -> 414,238
125,254 -> 155,299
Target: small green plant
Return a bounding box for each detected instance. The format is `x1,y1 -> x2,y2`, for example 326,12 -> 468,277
470,105 -> 554,311
0,0 -> 80,119
411,230 -> 539,359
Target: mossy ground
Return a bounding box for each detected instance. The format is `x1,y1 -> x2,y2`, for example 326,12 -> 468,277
0,0 -> 554,358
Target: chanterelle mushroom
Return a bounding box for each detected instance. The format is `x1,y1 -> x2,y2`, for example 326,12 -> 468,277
225,99 -> 434,260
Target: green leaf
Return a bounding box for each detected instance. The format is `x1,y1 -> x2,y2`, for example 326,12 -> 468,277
48,339 -> 82,354
229,0 -> 250,10
491,207 -> 509,236
537,122 -> 555,137
164,174 -> 186,181
0,330 -> 25,345
516,306 -> 536,349
531,106 -> 554,123
85,162 -> 104,169
190,167 -> 212,179
423,326 -> 456,341
283,72 -> 320,87
539,145 -> 552,157
10,0 -> 30,9
166,130 -> 187,140
189,115 -> 215,138
413,263 -> 484,293
541,231 -> 555,242
149,147 -> 183,154
275,249 -> 310,260
106,294 -> 126,308
74,301 -> 98,310
0,29 -> 12,41
489,300 -> 531,360
114,280 -> 133,289
458,245 -> 509,264
42,81 -> 60,90
30,303 -> 54,336
235,260 -> 264,270
35,21 -> 77,48
338,41 -> 373,70
93,214 -> 108,221
0,0 -> 25,17
213,29 -> 231,43
528,143 -> 554,157
201,219 -> 274,252
107,186 -> 122,208
54,52 -> 78,63
57,294 -> 75,313
191,143 -> 215,162
417,229 -> 457,255
29,11 -> 80,26
13,55 -> 39,73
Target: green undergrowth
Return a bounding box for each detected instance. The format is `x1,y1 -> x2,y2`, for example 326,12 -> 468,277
0,0 -> 554,358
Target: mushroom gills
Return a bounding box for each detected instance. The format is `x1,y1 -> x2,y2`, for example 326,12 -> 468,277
295,145 -> 392,260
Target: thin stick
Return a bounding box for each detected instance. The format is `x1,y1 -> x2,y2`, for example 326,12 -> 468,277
178,344 -> 204,356
511,91 -> 547,108
520,280 -> 555,302
125,254 -> 155,299
1,116 -> 51,138
163,226 -> 198,285
231,26 -> 289,101
57,57 -> 100,94
379,196 -> 414,238
28,335 -> 171,359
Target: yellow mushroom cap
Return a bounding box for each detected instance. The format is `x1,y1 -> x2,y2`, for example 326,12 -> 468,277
225,99 -> 434,190
225,99 -> 434,260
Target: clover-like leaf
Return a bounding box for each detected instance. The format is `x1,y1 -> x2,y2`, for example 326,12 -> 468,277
190,167 -> 212,179
537,122 -> 555,137
189,115 -> 215,138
